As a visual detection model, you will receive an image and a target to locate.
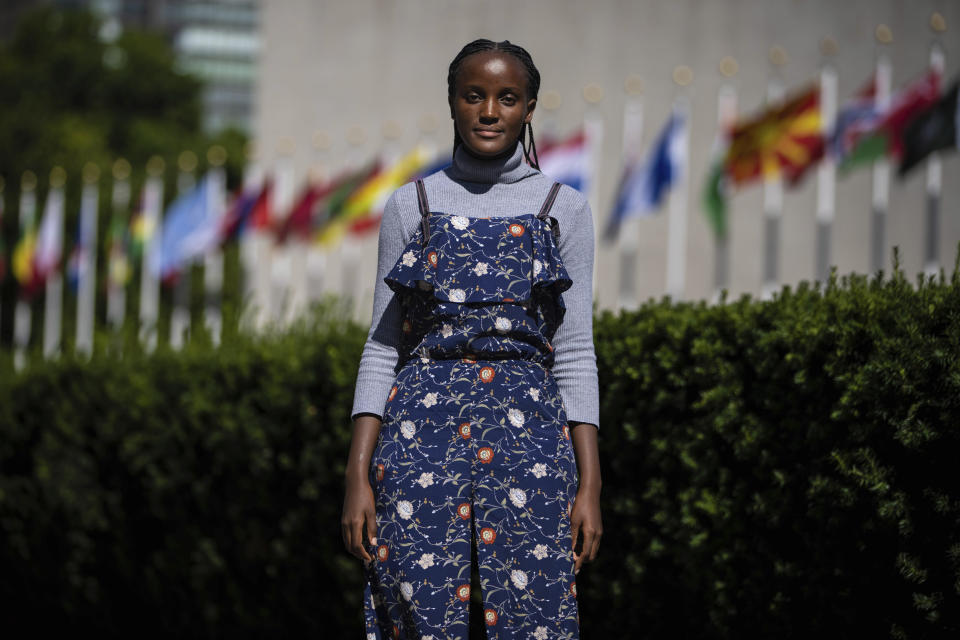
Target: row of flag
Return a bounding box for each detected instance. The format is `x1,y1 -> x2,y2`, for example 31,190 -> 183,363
606,68 -> 958,239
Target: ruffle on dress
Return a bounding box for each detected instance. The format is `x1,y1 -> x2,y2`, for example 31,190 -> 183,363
384,213 -> 571,307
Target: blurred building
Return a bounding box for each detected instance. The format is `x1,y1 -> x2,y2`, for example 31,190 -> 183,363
1,0 -> 259,133
256,0 -> 960,321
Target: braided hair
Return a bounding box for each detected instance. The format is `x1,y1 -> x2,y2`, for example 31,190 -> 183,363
447,39 -> 541,169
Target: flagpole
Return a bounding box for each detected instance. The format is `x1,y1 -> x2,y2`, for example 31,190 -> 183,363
42,166 -> 66,359
297,130 -> 331,324
204,146 -> 227,345
712,57 -> 738,302
106,159 -> 131,334
924,16 -> 946,277
666,66 -> 693,301
816,38 -> 839,283
170,150 -> 197,349
761,47 -> 787,300
270,139 -> 296,326
871,25 -> 893,274
13,171 -> 37,371
583,83 -> 605,298
238,142 -> 263,334
538,91 -> 562,144
616,75 -> 644,310
139,156 -> 164,352
75,163 -> 100,358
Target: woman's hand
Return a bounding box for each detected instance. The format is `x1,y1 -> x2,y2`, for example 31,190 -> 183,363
569,421 -> 602,574
341,414 -> 384,563
341,472 -> 377,564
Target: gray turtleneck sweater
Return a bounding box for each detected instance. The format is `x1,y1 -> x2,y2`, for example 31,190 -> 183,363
350,141 -> 600,429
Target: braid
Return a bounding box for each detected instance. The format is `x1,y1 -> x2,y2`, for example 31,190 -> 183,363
447,39 -> 542,170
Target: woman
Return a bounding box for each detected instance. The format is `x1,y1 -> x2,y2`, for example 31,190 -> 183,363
342,39 -> 601,639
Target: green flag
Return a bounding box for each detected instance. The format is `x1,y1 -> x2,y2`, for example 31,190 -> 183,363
703,161 -> 728,239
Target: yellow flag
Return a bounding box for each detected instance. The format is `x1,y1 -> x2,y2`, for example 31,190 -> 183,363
12,231 -> 36,285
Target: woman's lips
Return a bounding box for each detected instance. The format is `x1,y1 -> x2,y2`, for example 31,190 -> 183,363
474,129 -> 502,138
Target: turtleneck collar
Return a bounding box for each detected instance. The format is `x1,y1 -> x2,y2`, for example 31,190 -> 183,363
448,140 -> 538,184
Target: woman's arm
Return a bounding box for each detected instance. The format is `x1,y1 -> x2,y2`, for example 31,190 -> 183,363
570,421 -> 601,573
342,414 -> 383,563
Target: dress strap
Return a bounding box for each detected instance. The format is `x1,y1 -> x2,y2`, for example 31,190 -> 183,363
537,182 -> 562,242
415,179 -> 430,246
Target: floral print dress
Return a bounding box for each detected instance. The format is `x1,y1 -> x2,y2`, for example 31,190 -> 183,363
363,180 -> 580,640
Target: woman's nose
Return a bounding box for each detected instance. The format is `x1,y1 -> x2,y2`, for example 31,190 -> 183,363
480,97 -> 498,120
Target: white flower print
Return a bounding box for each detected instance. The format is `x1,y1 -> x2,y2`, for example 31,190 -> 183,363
508,407 -> 524,428
367,634 -> 376,640
532,544 -> 549,560
397,500 -> 414,520
401,250 -> 417,267
533,258 -> 543,277
421,392 -> 438,408
400,581 -> 413,601
440,323 -> 453,338
527,387 -> 540,402
509,487 -> 527,508
532,627 -> 548,640
472,261 -> 488,276
530,463 -> 547,479
416,472 -> 434,488
510,569 -> 528,590
450,215 -> 469,230
495,317 -> 512,333
416,553 -> 435,570
448,288 -> 466,303
400,420 -> 416,439
422,636 -> 434,640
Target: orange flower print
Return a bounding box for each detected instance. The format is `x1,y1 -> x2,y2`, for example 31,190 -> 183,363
392,624 -> 399,639
508,222 -> 525,237
479,366 -> 495,383
375,463 -> 385,482
387,386 -> 398,401
456,584 -> 471,602
477,447 -> 494,464
377,544 -> 389,562
503,297 -> 514,302
402,318 -> 412,333
427,251 -> 438,267
458,422 -> 471,439
480,527 -> 496,544
562,425 -> 570,440
457,503 -> 471,520
570,581 -> 577,597
462,354 -> 477,364
484,608 -> 498,625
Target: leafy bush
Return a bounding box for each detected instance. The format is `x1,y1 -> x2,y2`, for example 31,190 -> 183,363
1,265 -> 959,638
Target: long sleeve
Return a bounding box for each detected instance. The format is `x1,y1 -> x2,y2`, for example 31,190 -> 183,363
550,187 -> 600,429
350,192 -> 409,420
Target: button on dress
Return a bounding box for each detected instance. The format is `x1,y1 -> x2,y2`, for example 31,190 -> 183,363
363,180 -> 580,640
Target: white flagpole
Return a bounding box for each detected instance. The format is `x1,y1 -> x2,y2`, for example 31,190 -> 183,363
76,163 -> 101,357
617,75 -> 644,310
41,166 -> 66,359
665,66 -> 693,301
299,130 -> 331,324
871,25 -> 893,274
139,156 -> 164,352
238,142 -> 263,334
761,47 -> 787,300
816,39 -> 839,283
713,57 -> 739,302
272,144 -> 296,326
170,150 -> 197,349
13,171 -> 37,371
106,158 -> 131,331
204,146 -> 227,345
924,29 -> 945,277
583,84 -> 605,297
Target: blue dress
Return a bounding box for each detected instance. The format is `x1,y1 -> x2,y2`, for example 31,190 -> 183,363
363,180 -> 580,640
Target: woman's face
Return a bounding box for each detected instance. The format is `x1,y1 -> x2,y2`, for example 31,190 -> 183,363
450,51 -> 536,158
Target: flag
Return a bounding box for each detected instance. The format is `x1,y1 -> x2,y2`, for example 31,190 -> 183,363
537,130 -> 588,192
839,69 -> 941,173
828,77 -> 879,167
220,180 -> 269,244
724,85 -> 822,186
413,153 -> 452,180
12,226 -> 36,292
703,161 -> 729,239
276,182 -> 322,244
128,186 -> 156,259
316,147 -> 431,246
606,109 -> 688,238
311,162 -> 380,240
32,186 -> 63,287
151,174 -> 216,281
898,80 -> 959,177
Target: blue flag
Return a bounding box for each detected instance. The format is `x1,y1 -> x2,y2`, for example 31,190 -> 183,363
151,175 -> 215,280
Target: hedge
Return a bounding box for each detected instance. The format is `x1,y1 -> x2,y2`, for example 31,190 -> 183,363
1,262 -> 959,639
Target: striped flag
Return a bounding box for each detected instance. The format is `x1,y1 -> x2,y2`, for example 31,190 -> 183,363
537,130 -> 589,192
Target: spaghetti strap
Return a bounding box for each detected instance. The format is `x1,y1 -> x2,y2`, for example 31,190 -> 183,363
537,182 -> 562,242
415,179 -> 431,246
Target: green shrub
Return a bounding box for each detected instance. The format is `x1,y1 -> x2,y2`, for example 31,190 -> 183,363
1,265 -> 959,638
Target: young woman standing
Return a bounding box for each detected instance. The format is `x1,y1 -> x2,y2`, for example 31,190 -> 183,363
342,39 -> 602,639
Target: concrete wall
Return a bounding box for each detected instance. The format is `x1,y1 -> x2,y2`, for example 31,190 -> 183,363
255,0 -> 960,322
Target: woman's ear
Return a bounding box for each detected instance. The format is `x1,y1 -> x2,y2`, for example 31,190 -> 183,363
524,97 -> 537,124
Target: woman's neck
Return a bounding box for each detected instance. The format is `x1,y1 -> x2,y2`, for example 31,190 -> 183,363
448,141 -> 536,184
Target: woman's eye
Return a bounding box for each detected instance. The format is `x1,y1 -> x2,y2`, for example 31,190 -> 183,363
501,96 -> 516,105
